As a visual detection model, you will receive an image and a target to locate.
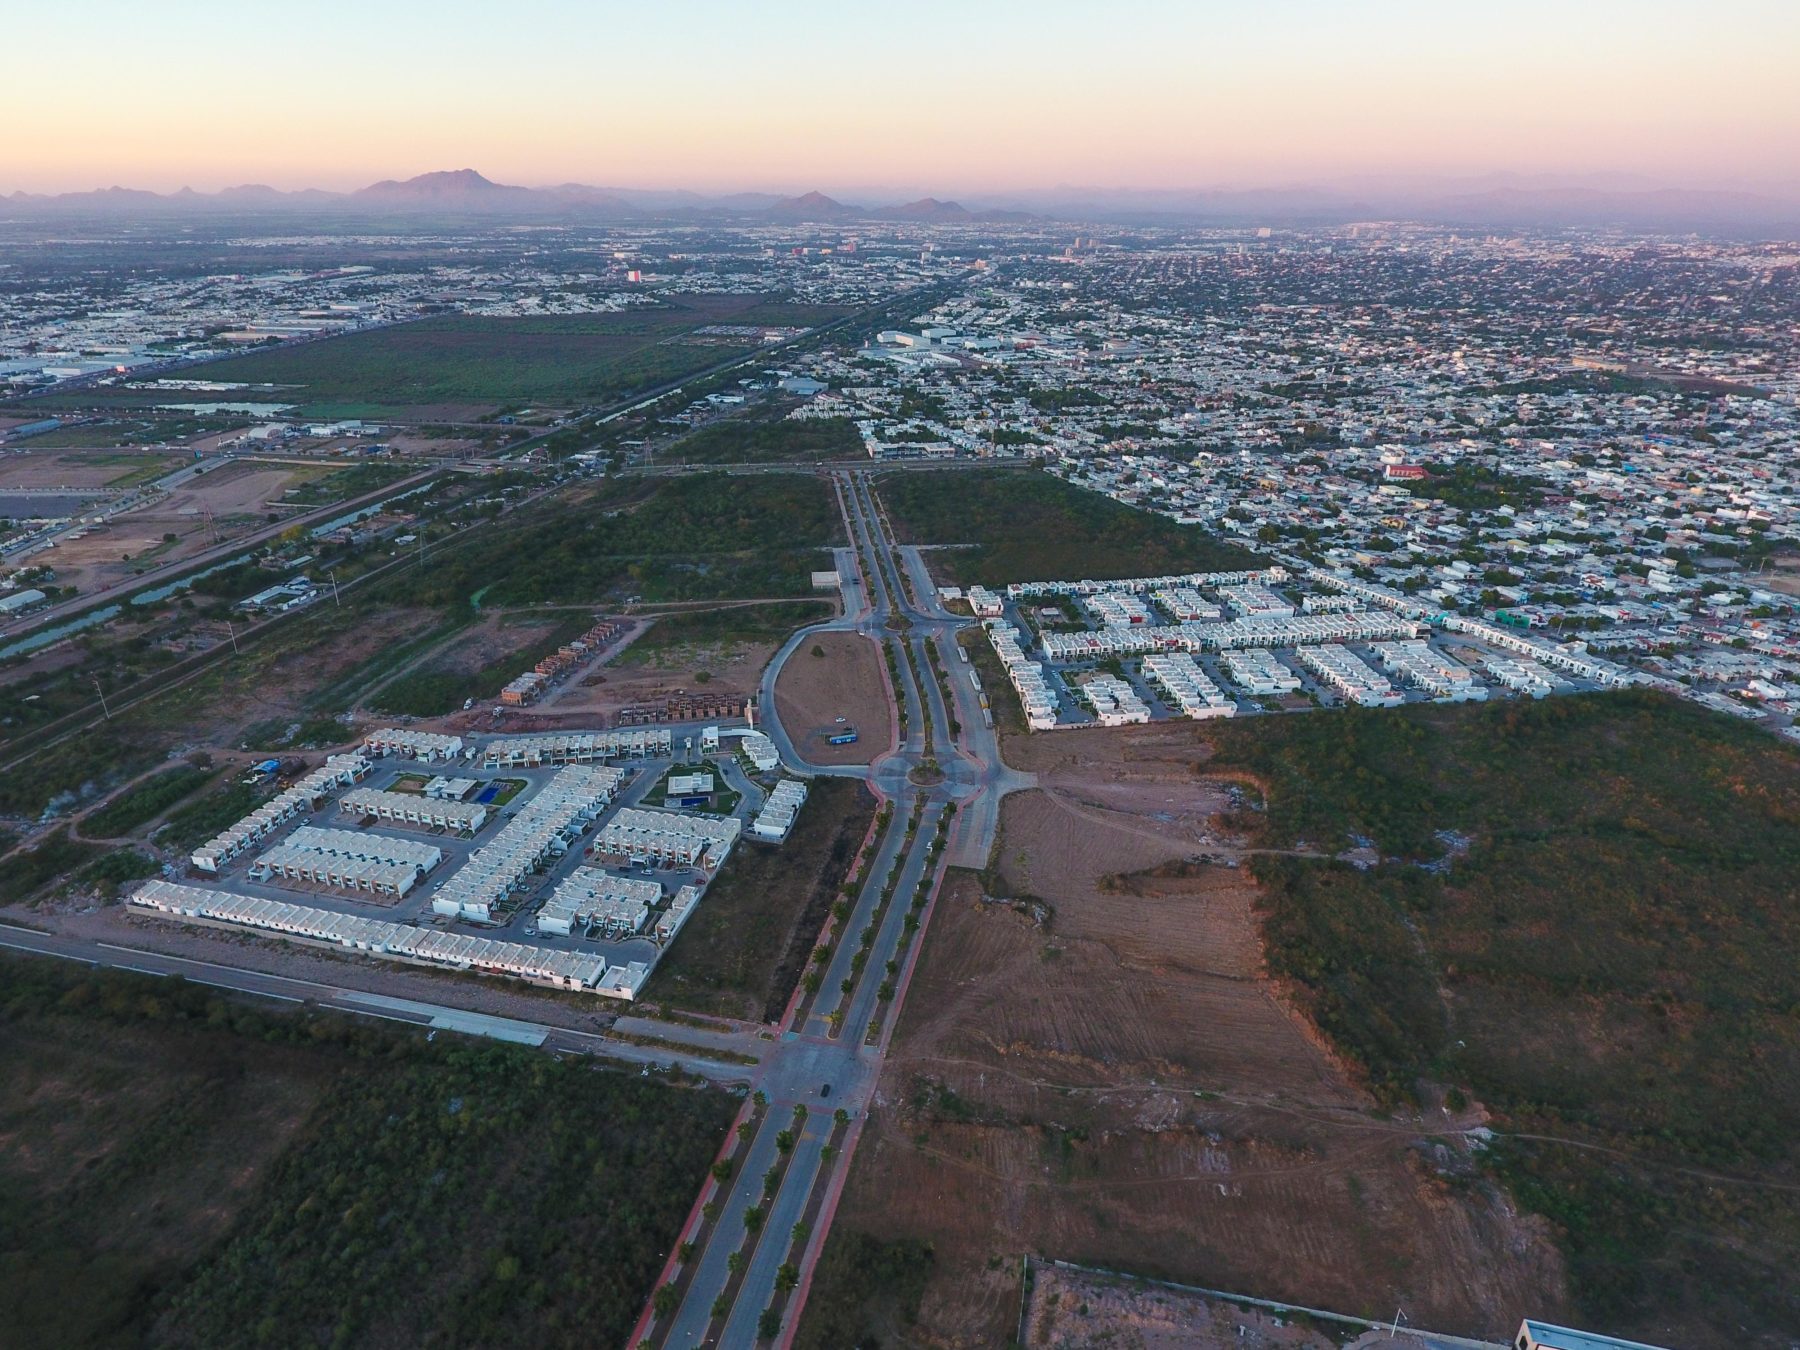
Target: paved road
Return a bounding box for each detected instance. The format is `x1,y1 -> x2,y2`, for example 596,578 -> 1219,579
649,468 -> 1032,1347
0,921 -> 762,1083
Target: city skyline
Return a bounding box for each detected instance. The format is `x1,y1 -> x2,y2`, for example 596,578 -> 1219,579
7,0 -> 1799,195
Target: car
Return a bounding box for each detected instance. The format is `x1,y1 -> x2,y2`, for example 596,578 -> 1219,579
819,1083 -> 831,1099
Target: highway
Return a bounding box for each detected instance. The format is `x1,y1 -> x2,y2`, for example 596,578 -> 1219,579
645,468 -> 1029,1348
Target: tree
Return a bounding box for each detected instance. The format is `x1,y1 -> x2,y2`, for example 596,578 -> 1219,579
775,1130 -> 795,1154
744,1205 -> 765,1233
758,1307 -> 782,1339
775,1262 -> 800,1293
652,1284 -> 679,1317
728,1250 -> 746,1275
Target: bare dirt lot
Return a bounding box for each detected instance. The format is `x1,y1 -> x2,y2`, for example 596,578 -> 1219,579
28,460 -> 326,596
774,630 -> 892,765
0,450 -> 181,491
819,724 -> 1565,1348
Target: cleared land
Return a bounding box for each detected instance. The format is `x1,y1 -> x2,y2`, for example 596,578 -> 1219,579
648,776 -> 876,1022
877,468 -> 1262,587
774,630 -> 893,766
804,721 -> 1564,1348
0,956 -> 734,1350
138,297 -> 848,418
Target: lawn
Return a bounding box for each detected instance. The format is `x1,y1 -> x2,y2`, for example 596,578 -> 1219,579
1204,691 -> 1800,1345
0,955 -> 737,1350
648,776 -> 876,1021
877,467 -> 1262,586
148,297 -> 842,416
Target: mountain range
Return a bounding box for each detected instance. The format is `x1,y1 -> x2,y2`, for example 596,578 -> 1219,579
5,169 -> 1798,233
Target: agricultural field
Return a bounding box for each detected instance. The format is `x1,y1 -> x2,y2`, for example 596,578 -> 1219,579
1203,691 -> 1800,1348
648,776 -> 876,1022
803,722 -> 1566,1349
111,296 -> 848,419
876,467 -> 1263,587
0,957 -> 735,1350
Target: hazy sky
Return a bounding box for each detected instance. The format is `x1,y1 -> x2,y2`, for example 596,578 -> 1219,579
7,0 -> 1798,194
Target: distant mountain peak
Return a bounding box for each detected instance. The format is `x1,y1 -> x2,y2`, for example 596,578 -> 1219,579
355,168 -> 518,198
877,196 -> 972,221
767,190 -> 858,221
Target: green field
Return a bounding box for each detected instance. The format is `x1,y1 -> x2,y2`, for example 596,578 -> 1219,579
379,471 -> 842,610
877,467 -> 1263,585
673,413 -> 863,465
0,956 -> 735,1350
1205,692 -> 1800,1346
619,600 -> 836,667
649,776 -> 876,1021
104,297 -> 849,416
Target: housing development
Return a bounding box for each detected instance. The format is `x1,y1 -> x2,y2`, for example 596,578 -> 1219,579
0,199 -> 1793,1350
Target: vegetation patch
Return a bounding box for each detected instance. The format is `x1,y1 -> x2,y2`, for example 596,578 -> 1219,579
793,1231 -> 935,1350
81,763 -> 215,838
878,467 -> 1262,585
649,776 -> 875,1021
0,957 -> 736,1350
1205,690 -> 1800,1341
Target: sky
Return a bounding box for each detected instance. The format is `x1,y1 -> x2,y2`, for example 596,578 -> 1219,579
6,0 -> 1799,196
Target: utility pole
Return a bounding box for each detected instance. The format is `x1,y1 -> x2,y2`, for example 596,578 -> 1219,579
328,568 -> 340,606
92,676 -> 111,720
225,620 -> 240,655
1389,1306 -> 1406,1339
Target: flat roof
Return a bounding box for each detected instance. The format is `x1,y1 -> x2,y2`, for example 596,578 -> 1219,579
1523,1320 -> 1671,1350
